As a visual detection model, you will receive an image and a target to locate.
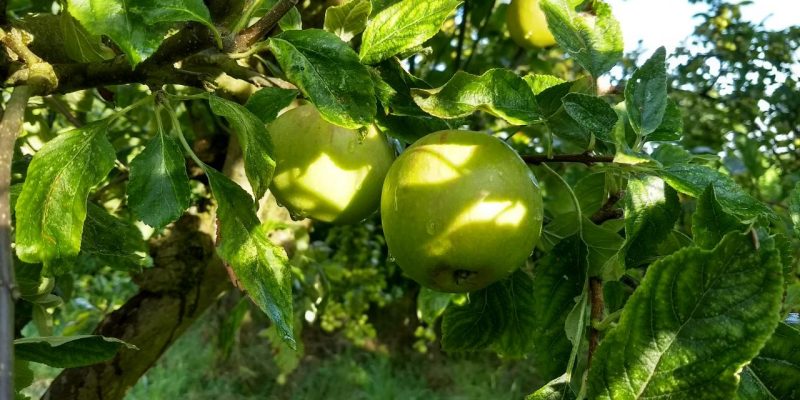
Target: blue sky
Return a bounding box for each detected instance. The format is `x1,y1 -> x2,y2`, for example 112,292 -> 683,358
606,0 -> 796,53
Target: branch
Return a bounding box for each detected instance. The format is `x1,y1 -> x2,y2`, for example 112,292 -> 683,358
453,0 -> 468,70
521,153 -> 615,166
0,85 -> 32,400
232,0 -> 299,52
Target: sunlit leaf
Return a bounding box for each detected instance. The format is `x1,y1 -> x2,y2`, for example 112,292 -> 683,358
14,335 -> 137,368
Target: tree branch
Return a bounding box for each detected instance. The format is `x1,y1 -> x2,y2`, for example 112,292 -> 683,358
453,0 -> 468,70
232,0 -> 299,52
521,153 -> 615,166
0,85 -> 32,400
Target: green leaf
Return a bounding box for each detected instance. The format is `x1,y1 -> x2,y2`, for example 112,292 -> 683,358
66,0 -> 170,67
14,360 -> 34,394
646,99 -> 683,142
75,203 -> 152,272
324,0 -> 372,42
204,166 -> 295,349
244,87 -> 299,124
372,58 -> 432,117
128,131 -> 191,229
14,335 -> 137,368
651,143 -> 691,166
208,95 -> 277,201
411,69 -> 541,125
587,232 -> 784,399
625,47 -> 668,136
656,164 -> 775,221
15,121 -> 116,264
359,0 -> 462,64
562,93 -> 618,143
537,78 -> 594,148
441,271 -> 535,354
692,185 -> 746,249
737,323 -> 800,399
60,11 -> 115,63
540,0 -> 623,76
524,74 -> 566,95
132,0 -> 220,46
417,288 -> 454,325
623,175 -> 681,267
790,182 -> 800,239
528,374 -> 577,400
574,172 -> 607,216
270,29 -> 376,129
530,237 -> 586,381
375,113 -> 450,144
583,218 -> 625,275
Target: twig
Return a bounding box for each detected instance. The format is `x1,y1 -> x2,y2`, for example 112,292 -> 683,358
454,0 -> 469,70
589,191 -> 623,224
232,0 -> 299,52
522,152 -> 615,166
44,96 -> 83,127
0,85 -> 32,400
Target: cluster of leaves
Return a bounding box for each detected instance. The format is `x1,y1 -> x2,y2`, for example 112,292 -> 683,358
4,0 -> 799,398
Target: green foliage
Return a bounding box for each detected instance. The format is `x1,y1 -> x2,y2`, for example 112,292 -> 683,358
14,335 -> 137,368
561,93 -> 618,143
737,323 -> 800,399
790,183 -> 800,238
625,47 -> 668,136
324,0 -> 372,42
622,175 -> 680,267
692,185 -> 746,249
244,87 -> 300,124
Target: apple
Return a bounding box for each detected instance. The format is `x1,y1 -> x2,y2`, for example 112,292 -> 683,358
268,104 -> 396,224
381,130 -> 544,293
507,0 -> 557,48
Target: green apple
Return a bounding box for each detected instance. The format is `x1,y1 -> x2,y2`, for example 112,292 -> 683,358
507,0 -> 557,48
268,104 -> 396,224
381,130 -> 544,293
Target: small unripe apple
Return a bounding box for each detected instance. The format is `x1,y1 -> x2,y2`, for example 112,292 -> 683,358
381,130 -> 543,293
507,0 -> 557,48
268,104 -> 396,224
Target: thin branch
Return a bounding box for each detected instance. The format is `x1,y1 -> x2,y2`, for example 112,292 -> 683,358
522,153 -> 615,166
453,0 -> 469,70
587,277 -> 603,366
590,191 -> 624,224
232,0 -> 299,52
44,96 -> 83,127
0,85 -> 32,400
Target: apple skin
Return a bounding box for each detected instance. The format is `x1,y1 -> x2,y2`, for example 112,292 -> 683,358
268,104 -> 396,224
507,0 -> 557,48
381,130 -> 543,293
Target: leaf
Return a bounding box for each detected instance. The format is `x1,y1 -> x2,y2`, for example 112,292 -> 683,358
65,0 -> 170,67
646,99 -> 683,142
656,164 -> 775,221
270,29 -> 376,129
128,131 -> 191,229
790,182 -> 800,239
692,185 -> 746,249
412,69 -> 541,125
537,78 -> 595,148
132,0 -> 220,46
527,374 -> 578,400
14,335 -> 137,368
417,288 -> 454,325
623,175 -> 681,268
253,0 -> 302,31
441,271 -> 535,354
15,121 -> 116,265
524,74 -> 566,95
204,166 -> 295,349
625,47 -> 668,136
60,11 -> 115,63
372,58 -> 433,117
540,0 -> 623,76
244,87 -> 299,124
587,232 -> 784,399
651,143 -> 691,166
359,0 -> 462,64
72,203 -> 152,272
375,112 -> 450,144
14,360 -> 34,394
737,323 -> 800,399
208,95 -> 277,201
530,237 -> 586,382
562,93 -> 618,143
324,0 -> 372,42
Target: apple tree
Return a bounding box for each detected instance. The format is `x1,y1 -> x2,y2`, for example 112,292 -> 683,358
0,0 -> 798,399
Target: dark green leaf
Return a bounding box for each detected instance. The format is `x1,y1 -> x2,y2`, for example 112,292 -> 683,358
128,131 -> 191,229
527,374 -> 577,400
574,172 -> 606,216
209,95 -> 277,201
375,112 -> 450,144
623,175 -> 680,267
14,360 -> 34,394
625,47 -> 668,136
65,0 -> 170,67
530,237 -> 586,381
646,99 -> 683,142
540,0 -> 623,76
60,11 -> 114,63
359,0 -> 462,64
587,232 -> 784,399
656,164 -> 775,221
14,335 -> 137,368
562,93 -> 618,143
412,69 -> 541,125
692,185 -> 746,249
244,87 -> 299,124
270,29 -> 376,129
737,323 -> 800,399
132,0 -> 220,45
324,0 -> 372,42
790,182 -> 800,239
218,298 -> 250,358
492,271 -> 536,356
417,288 -> 455,325
583,218 -> 625,275
15,121 -> 116,264
77,203 -> 152,272
651,143 -> 692,166
204,166 -> 295,349
372,58 -> 433,117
